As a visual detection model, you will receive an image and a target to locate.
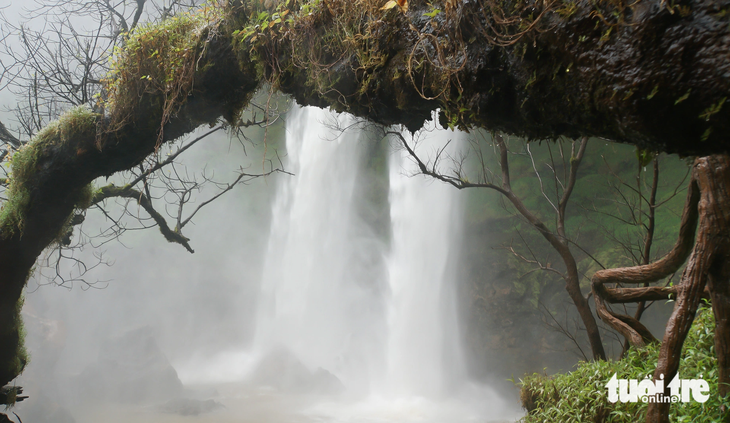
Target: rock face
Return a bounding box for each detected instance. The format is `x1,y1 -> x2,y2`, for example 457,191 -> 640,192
75,327 -> 184,404
249,347 -> 345,394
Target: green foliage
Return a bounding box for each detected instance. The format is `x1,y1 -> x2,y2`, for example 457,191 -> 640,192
645,84 -> 659,100
699,97 -> 727,121
1,296 -> 29,384
423,4 -> 442,18
519,307 -> 730,422
675,89 -> 691,105
104,6 -> 221,137
635,148 -> 655,167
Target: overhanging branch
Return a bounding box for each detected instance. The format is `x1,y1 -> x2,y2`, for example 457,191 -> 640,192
93,184 -> 195,253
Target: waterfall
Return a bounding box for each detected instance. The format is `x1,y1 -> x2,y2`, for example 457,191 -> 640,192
246,104 -> 513,422
254,105 -> 390,395
13,103 -> 516,423
383,125 -> 465,398
13,102 -> 516,423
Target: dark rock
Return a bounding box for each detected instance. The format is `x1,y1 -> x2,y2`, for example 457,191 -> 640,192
75,326 -> 184,404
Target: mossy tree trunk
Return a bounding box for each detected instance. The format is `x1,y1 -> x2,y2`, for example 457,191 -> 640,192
0,29 -> 258,386
0,2 -> 727,422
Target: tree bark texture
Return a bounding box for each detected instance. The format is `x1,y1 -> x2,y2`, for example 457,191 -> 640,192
644,155 -> 730,422
594,155 -> 730,422
592,179 -> 699,347
250,0 -> 730,155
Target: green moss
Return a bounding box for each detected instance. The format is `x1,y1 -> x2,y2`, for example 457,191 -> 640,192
57,106 -> 98,143
519,307 -> 730,422
104,8 -> 221,135
2,297 -> 29,384
0,143 -> 42,236
699,97 -> 726,121
0,107 -> 99,237
0,187 -> 31,237
74,183 -> 95,210
51,183 -> 94,246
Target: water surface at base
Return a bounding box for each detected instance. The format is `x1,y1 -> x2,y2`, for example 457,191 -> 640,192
16,105 -> 523,423
74,381 -> 519,423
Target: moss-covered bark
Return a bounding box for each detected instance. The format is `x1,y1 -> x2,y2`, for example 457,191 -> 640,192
0,0 -> 728,413
238,0 -> 730,155
0,12 -> 256,388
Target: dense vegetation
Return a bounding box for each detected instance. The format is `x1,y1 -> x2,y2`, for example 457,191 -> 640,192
519,306 -> 730,422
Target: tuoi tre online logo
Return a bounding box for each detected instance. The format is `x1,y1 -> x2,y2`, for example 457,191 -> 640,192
606,373 -> 710,404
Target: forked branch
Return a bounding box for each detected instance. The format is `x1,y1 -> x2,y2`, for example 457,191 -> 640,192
592,176 -> 701,347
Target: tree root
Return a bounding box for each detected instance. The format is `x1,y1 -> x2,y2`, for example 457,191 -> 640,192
593,155 -> 730,423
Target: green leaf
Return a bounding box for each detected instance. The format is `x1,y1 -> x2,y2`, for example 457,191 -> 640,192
675,88 -> 691,105
423,8 -> 441,17
646,84 -> 659,100
635,148 -> 655,167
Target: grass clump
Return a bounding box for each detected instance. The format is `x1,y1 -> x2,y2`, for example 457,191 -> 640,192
519,306 -> 730,422
103,5 -> 222,143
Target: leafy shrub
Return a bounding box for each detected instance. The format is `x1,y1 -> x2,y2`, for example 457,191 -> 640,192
519,306 -> 730,422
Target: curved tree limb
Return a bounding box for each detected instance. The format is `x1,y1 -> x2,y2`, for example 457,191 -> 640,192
592,175 -> 700,347
647,155 -> 730,422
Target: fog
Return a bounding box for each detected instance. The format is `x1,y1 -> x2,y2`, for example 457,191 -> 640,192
12,104 -> 521,423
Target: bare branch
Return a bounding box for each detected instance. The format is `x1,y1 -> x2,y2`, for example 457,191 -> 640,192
93,184 -> 195,253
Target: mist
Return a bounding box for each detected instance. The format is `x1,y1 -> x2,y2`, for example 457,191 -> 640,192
11,103 -> 521,423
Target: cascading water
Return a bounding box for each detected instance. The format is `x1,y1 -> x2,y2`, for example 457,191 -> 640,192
253,105 -> 390,396
15,103 -> 517,423
246,104 -> 514,422
381,129 -> 465,399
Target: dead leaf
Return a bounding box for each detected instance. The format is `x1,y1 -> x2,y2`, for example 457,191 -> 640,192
381,0 -> 408,13
380,0 -> 397,10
